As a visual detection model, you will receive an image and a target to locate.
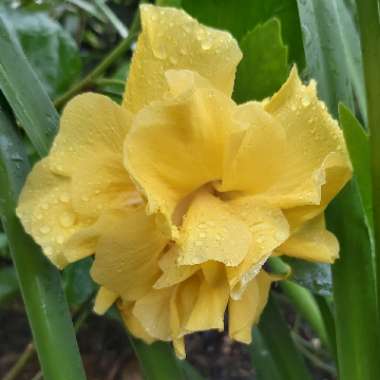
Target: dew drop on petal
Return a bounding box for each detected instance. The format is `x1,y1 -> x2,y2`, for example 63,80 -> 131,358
59,211 -> 76,228
40,226 -> 51,234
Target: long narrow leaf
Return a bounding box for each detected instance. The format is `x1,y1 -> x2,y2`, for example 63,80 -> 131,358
355,0 -> 380,328
256,296 -> 312,380
0,106 -> 86,380
297,1 -> 380,378
129,339 -> 185,380
0,16 -> 58,157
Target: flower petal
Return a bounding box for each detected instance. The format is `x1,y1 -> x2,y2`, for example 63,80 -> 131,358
221,101 -> 286,193
49,93 -> 135,218
90,206 -> 168,301
278,214 -> 339,263
225,197 -> 289,299
258,67 -> 351,209
93,287 -> 118,315
185,271 -> 229,332
153,246 -> 199,289
119,301 -> 155,344
133,287 -> 173,341
123,4 -> 242,113
229,271 -> 274,344
125,71 -> 236,230
16,159 -> 92,268
177,192 -> 252,266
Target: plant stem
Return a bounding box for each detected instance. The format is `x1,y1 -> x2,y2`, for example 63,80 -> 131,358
54,12 -> 140,109
356,0 -> 380,314
95,78 -> 126,87
3,343 -> 34,380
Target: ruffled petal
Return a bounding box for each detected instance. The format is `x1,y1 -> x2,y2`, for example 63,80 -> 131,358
153,246 -> 199,289
123,4 -> 242,113
225,197 -> 289,298
229,271 -> 274,343
90,206 -> 168,301
221,101 -> 286,193
256,67 -> 352,209
119,301 -> 155,344
278,214 -> 339,263
133,287 -> 173,341
177,192 -> 252,266
125,70 -> 236,230
49,93 -> 136,218
185,270 -> 229,332
16,159 -> 92,268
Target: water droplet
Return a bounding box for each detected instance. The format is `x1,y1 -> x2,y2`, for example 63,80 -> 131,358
56,235 -> 65,244
301,94 -> 311,107
42,203 -> 49,210
59,193 -> 70,203
40,226 -> 50,234
59,211 -> 76,228
199,232 -> 206,238
290,104 -> 297,112
195,241 -> 202,247
201,38 -> 212,50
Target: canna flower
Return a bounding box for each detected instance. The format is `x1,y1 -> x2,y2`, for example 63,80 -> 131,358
16,5 -> 352,357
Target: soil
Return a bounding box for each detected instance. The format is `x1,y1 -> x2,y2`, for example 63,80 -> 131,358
0,299 -> 254,380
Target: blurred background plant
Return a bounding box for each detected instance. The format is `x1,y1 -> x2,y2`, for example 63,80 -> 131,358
0,0 -> 379,379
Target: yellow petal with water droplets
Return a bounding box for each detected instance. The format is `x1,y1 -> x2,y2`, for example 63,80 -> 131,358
125,71 -> 235,231
256,66 -> 352,209
229,271 -> 274,344
225,197 -> 289,299
48,93 -> 135,218
123,4 -> 242,113
177,192 -> 252,266
278,214 -> 339,263
91,206 -> 168,301
221,101 -> 286,193
16,159 -> 92,268
93,287 -> 118,315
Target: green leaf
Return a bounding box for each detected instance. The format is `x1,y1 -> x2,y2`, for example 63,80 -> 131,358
335,0 -> 367,122
0,105 -> 86,380
328,182 -> 380,380
296,0 -> 355,117
129,339 -> 185,380
233,18 -> 288,102
0,15 -> 58,157
284,257 -> 332,296
0,266 -> 19,305
250,328 -> 282,380
256,295 -> 312,380
63,258 -> 96,307
298,1 -> 380,377
1,9 -> 82,98
0,232 -> 9,258
182,0 -> 304,66
339,103 -> 373,230
156,0 -> 182,7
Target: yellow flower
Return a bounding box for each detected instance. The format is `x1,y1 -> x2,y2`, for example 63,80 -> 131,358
16,4 -> 352,358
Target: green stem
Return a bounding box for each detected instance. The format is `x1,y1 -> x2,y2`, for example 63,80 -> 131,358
95,78 -> 126,87
54,13 -> 140,109
3,343 -> 35,380
281,281 -> 330,351
356,0 -> 380,315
